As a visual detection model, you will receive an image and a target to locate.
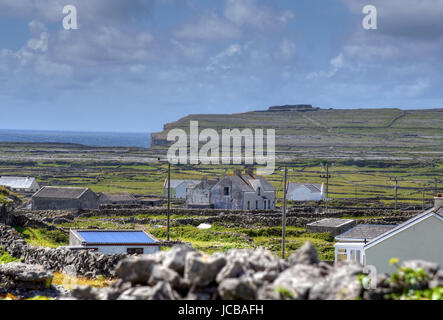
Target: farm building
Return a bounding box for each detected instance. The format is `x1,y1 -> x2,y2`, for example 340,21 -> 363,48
0,176 -> 40,193
186,179 -> 218,208
164,179 -> 200,199
31,186 -> 99,210
210,170 -> 276,210
67,229 -> 160,255
307,218 -> 356,236
286,183 -> 325,201
99,192 -> 138,206
334,195 -> 443,273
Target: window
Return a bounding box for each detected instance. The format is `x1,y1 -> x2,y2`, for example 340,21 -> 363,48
258,187 -> 261,196
224,187 -> 230,196
337,248 -> 347,261
127,248 -> 144,255
247,201 -> 250,210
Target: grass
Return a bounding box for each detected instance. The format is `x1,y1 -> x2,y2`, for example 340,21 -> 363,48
14,227 -> 69,248
52,272 -> 114,289
0,249 -> 18,264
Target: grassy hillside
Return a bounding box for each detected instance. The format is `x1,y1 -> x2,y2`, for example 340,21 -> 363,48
151,107 -> 443,161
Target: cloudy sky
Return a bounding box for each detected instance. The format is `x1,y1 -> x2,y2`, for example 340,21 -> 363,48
0,0 -> 442,132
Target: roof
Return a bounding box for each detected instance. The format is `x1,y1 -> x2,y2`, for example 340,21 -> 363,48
287,183 -> 323,194
335,224 -> 397,242
308,218 -> 355,228
100,192 -> 136,202
217,174 -> 276,193
363,206 -> 443,249
73,230 -> 158,245
164,179 -> 200,188
33,186 -> 90,199
0,176 -> 37,189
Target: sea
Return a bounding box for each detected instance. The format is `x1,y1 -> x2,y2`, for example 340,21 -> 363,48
0,129 -> 151,148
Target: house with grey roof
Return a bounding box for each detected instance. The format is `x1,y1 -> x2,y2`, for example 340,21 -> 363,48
210,169 -> 276,210
99,192 -> 138,206
31,186 -> 99,210
334,195 -> 443,273
286,183 -> 325,201
0,176 -> 40,193
66,229 -> 160,255
186,178 -> 218,208
164,179 -> 200,199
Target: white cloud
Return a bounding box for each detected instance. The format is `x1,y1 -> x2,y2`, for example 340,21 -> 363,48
307,53 -> 344,80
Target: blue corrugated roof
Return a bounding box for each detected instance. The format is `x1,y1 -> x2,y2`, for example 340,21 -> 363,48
77,231 -> 157,244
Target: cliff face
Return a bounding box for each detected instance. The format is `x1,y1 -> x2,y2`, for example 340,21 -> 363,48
149,106 -> 443,160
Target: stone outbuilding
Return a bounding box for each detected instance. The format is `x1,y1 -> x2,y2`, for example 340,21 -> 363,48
99,192 -> 138,206
186,179 -> 218,208
164,179 -> 200,199
31,186 -> 99,210
210,170 -> 276,210
307,218 -> 356,236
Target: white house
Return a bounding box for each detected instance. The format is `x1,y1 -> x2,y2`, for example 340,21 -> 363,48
67,229 -> 160,255
334,195 -> 443,274
286,183 -> 325,201
0,176 -> 40,193
164,179 -> 200,199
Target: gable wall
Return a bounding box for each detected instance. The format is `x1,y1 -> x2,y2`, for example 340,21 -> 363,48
365,215 -> 443,273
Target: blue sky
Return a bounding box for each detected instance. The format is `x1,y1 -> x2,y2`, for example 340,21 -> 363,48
0,0 -> 442,133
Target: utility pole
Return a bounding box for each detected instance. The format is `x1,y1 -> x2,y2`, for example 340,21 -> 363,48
320,163 -> 332,212
435,178 -> 442,196
167,162 -> 171,242
281,167 -> 287,260
388,177 -> 399,210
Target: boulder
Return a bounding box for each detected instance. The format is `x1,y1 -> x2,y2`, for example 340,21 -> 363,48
184,252 -> 226,287
288,242 -> 319,266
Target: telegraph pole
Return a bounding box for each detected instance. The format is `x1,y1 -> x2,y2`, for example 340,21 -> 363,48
167,162 -> 171,242
281,167 -> 287,259
320,163 -> 332,212
435,178 -> 442,196
388,177 -> 399,210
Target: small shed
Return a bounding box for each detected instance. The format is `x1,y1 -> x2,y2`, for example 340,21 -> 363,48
0,176 -> 40,193
286,183 -> 325,201
31,187 -> 99,210
164,179 -> 200,199
99,192 -> 138,205
68,229 -> 160,255
307,218 -> 356,236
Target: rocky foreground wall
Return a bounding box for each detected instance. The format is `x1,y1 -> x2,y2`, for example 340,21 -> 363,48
0,224 -> 124,278
69,243 -> 443,300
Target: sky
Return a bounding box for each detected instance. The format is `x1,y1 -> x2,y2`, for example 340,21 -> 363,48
0,0 -> 442,133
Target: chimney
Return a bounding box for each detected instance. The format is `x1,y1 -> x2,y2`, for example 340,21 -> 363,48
245,167 -> 254,177
435,194 -> 443,208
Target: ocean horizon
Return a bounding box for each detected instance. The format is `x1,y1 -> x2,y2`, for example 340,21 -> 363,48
0,129 -> 151,148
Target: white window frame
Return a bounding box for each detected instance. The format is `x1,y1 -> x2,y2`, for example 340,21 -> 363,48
334,242 -> 365,265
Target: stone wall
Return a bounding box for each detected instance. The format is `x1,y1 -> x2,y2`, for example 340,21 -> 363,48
0,224 -> 125,278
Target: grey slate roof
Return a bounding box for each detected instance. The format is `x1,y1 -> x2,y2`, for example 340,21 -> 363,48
0,176 -> 37,189
335,224 -> 397,241
308,218 -> 355,228
165,179 -> 200,189
33,186 -> 90,199
363,206 -> 443,247
99,192 -> 136,202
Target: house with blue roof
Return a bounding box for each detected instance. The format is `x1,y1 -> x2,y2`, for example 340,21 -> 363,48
67,229 -> 160,255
